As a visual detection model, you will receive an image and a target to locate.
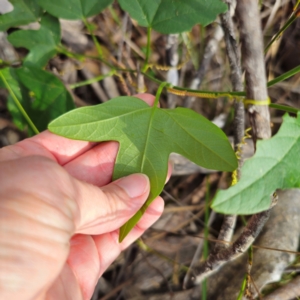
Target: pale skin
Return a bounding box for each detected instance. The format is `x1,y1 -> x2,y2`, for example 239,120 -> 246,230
0,94 -> 167,300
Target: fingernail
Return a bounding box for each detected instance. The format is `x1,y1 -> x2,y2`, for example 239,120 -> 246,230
116,174 -> 149,198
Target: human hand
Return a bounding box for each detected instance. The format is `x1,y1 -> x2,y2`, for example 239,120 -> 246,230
0,94 -> 165,300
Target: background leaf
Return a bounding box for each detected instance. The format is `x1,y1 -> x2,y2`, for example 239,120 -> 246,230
37,0 -> 113,20
0,68 -> 30,130
212,113 -> 300,214
118,0 -> 227,34
12,65 -> 75,134
48,96 -> 237,240
0,0 -> 42,31
8,13 -> 60,68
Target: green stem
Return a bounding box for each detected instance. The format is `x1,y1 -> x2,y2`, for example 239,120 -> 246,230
56,44 -> 85,61
267,65 -> 300,87
154,81 -> 169,106
0,70 -> 39,135
70,70 -> 116,89
265,12 -> 298,53
108,5 -> 121,25
145,62 -> 300,92
57,44 -> 116,69
269,103 -> 299,114
142,27 -> 152,72
83,17 -> 103,59
236,216 -> 248,299
144,72 -> 245,98
142,72 -> 163,85
237,274 -> 247,300
202,176 -> 210,300
54,40 -> 300,115
237,217 -> 254,300
60,40 -> 300,111
144,71 -> 300,114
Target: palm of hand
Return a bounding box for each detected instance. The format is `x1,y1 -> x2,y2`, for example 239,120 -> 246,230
0,94 -> 164,300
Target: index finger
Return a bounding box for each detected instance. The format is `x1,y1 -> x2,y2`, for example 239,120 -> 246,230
0,130 -> 96,164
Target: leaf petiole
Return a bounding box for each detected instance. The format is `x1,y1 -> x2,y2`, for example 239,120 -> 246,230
142,27 -> 152,72
154,82 -> 169,106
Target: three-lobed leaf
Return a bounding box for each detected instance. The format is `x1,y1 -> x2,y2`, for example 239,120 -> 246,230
8,13 -> 60,68
0,0 -> 43,31
118,0 -> 227,34
37,0 -> 113,20
212,113 -> 300,214
48,96 -> 237,241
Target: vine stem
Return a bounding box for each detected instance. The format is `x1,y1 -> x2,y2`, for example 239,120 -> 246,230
82,17 -> 103,59
0,70 -> 39,135
143,72 -> 300,114
70,70 -> 116,89
264,5 -> 300,54
142,27 -> 152,72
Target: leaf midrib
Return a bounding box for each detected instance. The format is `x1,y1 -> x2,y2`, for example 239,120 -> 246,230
140,105 -> 157,173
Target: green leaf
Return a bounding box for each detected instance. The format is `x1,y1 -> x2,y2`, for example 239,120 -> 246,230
0,68 -> 30,130
8,13 -> 60,68
118,0 -> 227,34
1,66 -> 74,136
48,96 -> 237,241
212,113 -> 300,214
37,0 -> 113,20
0,0 -> 43,31
13,65 -> 75,134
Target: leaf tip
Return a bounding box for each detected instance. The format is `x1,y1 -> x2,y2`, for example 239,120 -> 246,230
119,224 -> 129,243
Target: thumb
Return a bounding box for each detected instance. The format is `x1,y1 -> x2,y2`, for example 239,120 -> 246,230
74,173 -> 150,234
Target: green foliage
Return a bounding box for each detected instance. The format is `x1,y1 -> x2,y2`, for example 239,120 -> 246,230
212,113 -> 300,214
37,0 -> 113,20
0,0 -> 42,31
48,96 -> 237,240
15,65 -> 75,133
0,66 -> 74,135
0,68 -> 30,130
118,0 -> 227,34
8,13 -> 60,68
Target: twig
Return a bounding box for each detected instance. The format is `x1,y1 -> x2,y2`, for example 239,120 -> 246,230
182,211 -> 216,288
99,279 -> 133,300
262,0 -> 281,34
262,276 -> 300,300
237,0 -> 271,142
192,210 -> 271,286
184,0 -> 243,287
186,0 -> 275,288
213,0 -> 244,254
235,2 -> 274,294
183,7 -> 241,282
166,34 -> 179,108
184,25 -> 224,108
118,13 -> 129,63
